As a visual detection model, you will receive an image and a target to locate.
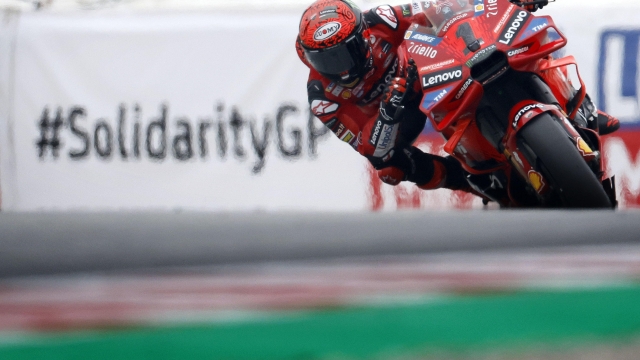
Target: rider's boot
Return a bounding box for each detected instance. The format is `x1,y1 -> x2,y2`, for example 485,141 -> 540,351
376,147 -> 473,193
596,110 -> 620,135
573,94 -> 620,135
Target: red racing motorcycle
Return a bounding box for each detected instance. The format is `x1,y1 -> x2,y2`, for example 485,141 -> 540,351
397,0 -> 617,208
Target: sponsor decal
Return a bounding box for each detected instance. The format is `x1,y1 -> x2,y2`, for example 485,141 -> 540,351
411,1 -> 422,15
498,10 -> 530,45
373,123 -> 400,157
331,85 -> 344,97
381,40 -> 392,54
420,59 -> 455,72
474,0 -> 485,16
508,46 -> 529,57
511,150 -> 525,169
441,12 -> 469,34
341,90 -> 352,99
369,119 -> 384,146
465,44 -> 497,67
597,28 -> 640,123
378,124 -> 395,150
577,138 -> 593,155
361,58 -> 399,104
314,22 -> 342,41
528,170 -> 545,192
341,130 -> 355,143
455,78 -> 474,100
407,42 -> 438,59
406,31 -> 444,45
422,66 -> 464,90
598,30 -> 640,124
319,8 -> 336,16
493,4 -> 515,33
379,107 -> 394,122
364,66 -> 376,80
354,81 -> 365,93
351,131 -> 362,149
485,0 -> 498,17
311,100 -> 340,115
376,5 -> 398,29
519,17 -> 549,41
422,86 -> 453,110
324,118 -> 339,131
335,123 -> 346,137
401,4 -> 411,17
353,81 -> 366,98
384,54 -> 395,68
325,83 -> 336,92
512,103 -> 544,128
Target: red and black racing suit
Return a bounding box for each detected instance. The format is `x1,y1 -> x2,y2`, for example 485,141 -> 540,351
297,4 -> 469,190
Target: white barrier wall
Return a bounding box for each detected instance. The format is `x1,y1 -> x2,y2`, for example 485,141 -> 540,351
1,2 -> 640,211
0,10 -> 373,211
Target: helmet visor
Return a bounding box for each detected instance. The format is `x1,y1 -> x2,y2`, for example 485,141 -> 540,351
304,31 -> 368,78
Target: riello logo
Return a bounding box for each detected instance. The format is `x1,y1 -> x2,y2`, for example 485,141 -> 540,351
314,22 -> 342,41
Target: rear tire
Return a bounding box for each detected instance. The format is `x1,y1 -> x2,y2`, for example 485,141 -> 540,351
518,114 -> 612,208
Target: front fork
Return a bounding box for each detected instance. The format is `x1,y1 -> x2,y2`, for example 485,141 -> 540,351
504,104 -> 606,202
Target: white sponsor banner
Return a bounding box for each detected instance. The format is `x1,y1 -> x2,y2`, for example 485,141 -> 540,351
0,10 -> 370,211
3,3 -> 640,212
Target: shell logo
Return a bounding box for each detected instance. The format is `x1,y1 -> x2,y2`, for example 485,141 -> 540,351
528,170 -> 545,192
577,138 -> 593,155
314,22 -> 342,41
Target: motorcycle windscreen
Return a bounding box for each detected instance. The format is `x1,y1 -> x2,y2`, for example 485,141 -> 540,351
419,0 -> 474,34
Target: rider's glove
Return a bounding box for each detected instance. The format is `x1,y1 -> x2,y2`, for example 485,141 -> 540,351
379,77 -> 408,123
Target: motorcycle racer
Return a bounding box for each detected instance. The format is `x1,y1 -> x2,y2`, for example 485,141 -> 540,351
297,0 -> 471,191
297,0 -> 619,196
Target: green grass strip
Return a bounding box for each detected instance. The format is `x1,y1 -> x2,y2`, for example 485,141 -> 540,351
2,286 -> 640,360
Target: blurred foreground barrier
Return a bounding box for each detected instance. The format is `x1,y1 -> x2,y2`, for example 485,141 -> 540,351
1,210 -> 639,277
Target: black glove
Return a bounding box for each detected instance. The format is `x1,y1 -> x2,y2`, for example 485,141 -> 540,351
378,77 -> 408,123
378,59 -> 418,123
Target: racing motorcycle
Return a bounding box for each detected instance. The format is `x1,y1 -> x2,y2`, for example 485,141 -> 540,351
397,0 -> 617,208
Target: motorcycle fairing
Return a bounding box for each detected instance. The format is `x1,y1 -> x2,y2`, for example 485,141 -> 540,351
398,0 -> 571,175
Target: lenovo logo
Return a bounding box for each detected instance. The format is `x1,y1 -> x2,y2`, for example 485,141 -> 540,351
499,10 -> 530,45
422,66 -> 464,90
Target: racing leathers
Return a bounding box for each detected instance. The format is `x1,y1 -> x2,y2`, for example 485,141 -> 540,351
297,4 -> 469,191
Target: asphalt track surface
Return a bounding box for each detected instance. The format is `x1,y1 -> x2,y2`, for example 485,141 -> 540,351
1,210 -> 639,277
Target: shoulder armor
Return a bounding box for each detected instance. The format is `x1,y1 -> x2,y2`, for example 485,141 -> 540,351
365,5 -> 399,30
